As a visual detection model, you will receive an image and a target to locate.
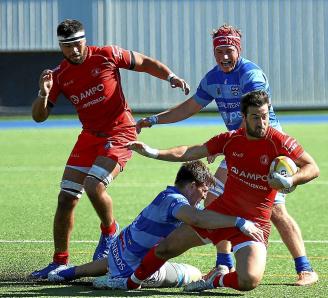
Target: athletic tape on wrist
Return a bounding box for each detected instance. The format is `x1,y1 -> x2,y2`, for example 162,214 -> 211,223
167,73 -> 177,82
144,145 -> 159,159
147,115 -> 158,126
235,217 -> 246,229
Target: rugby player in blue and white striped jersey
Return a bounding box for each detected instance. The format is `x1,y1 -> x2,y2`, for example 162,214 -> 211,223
47,160 -> 262,288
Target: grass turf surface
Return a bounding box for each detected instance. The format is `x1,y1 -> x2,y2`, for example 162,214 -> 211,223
0,123 -> 327,297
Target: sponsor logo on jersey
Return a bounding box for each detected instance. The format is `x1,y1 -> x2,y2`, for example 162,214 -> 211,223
218,101 -> 240,109
230,166 -> 268,190
111,239 -> 126,271
231,167 -> 267,181
260,155 -> 269,165
69,83 -> 105,105
283,137 -> 299,154
64,80 -> 74,87
232,152 -> 244,158
104,141 -> 112,150
111,45 -> 123,58
91,67 -> 101,77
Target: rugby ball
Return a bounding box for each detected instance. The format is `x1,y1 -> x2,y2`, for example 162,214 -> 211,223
269,156 -> 298,193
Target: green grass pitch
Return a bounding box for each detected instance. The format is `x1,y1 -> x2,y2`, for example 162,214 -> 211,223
0,123 -> 327,297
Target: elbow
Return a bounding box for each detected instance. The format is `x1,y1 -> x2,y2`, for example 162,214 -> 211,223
186,212 -> 204,228
310,163 -> 320,180
32,114 -> 46,123
314,166 -> 320,179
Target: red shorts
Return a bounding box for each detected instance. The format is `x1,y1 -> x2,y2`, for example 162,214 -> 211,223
193,199 -> 271,248
193,226 -> 261,248
66,125 -> 136,169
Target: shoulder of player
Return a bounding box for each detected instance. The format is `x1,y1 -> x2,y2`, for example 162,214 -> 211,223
266,127 -> 290,144
51,61 -> 70,79
226,128 -> 244,138
202,65 -> 221,80
235,57 -> 264,74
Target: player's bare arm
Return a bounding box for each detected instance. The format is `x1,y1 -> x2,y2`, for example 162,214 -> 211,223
175,206 -> 264,243
128,141 -> 209,162
132,51 -> 190,95
291,151 -> 319,185
136,97 -> 203,134
32,69 -> 53,122
268,152 -> 319,190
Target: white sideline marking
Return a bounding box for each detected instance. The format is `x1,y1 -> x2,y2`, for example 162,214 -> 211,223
0,239 -> 328,244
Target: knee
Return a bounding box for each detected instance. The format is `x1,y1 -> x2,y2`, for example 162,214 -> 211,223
155,243 -> 176,260
84,176 -> 104,198
238,273 -> 261,291
271,204 -> 289,223
57,191 -> 78,212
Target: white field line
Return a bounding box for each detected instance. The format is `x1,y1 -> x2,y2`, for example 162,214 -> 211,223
0,239 -> 327,244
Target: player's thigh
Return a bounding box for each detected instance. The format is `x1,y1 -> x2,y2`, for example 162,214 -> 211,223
156,224 -> 204,258
235,243 -> 267,281
94,156 -> 121,179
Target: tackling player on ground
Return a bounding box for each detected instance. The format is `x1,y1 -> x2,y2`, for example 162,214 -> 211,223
30,19 -> 190,279
47,160 -> 263,289
123,90 -> 319,292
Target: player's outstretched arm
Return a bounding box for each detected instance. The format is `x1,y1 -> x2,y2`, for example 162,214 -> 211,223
128,141 -> 209,162
136,98 -> 203,134
132,52 -> 190,95
32,69 -> 53,122
175,206 -> 264,243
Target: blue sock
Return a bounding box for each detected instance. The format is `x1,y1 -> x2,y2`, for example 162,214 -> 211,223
59,266 -> 76,280
216,253 -> 234,270
294,256 -> 312,273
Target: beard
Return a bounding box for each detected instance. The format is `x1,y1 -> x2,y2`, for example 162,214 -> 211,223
245,121 -> 267,138
62,51 -> 86,65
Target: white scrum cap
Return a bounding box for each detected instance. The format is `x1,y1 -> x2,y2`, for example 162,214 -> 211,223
58,30 -> 86,44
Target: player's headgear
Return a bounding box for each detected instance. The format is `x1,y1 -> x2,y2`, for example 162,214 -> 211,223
212,24 -> 242,54
57,19 -> 86,44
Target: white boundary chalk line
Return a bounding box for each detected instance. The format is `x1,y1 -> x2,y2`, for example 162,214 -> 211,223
0,239 -> 327,244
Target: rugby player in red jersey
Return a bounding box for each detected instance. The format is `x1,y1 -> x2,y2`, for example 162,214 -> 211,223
30,19 -> 190,279
123,90 -> 319,291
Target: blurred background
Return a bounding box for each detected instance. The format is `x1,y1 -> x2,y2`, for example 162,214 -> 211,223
0,0 -> 327,115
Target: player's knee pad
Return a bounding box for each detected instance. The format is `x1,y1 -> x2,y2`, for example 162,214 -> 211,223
60,179 -> 84,199
208,177 -> 225,197
86,165 -> 113,188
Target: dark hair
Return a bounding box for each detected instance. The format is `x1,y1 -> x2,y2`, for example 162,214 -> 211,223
175,160 -> 215,189
240,90 -> 270,116
212,24 -> 242,39
57,19 -> 84,38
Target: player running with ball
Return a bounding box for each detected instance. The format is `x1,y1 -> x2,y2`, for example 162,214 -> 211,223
123,90 -> 319,292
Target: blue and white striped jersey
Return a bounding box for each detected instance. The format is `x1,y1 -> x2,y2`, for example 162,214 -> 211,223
194,57 -> 281,131
108,186 -> 190,277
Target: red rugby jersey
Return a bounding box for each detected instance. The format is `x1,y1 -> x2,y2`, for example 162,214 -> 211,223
48,45 -> 135,132
205,127 -> 304,222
